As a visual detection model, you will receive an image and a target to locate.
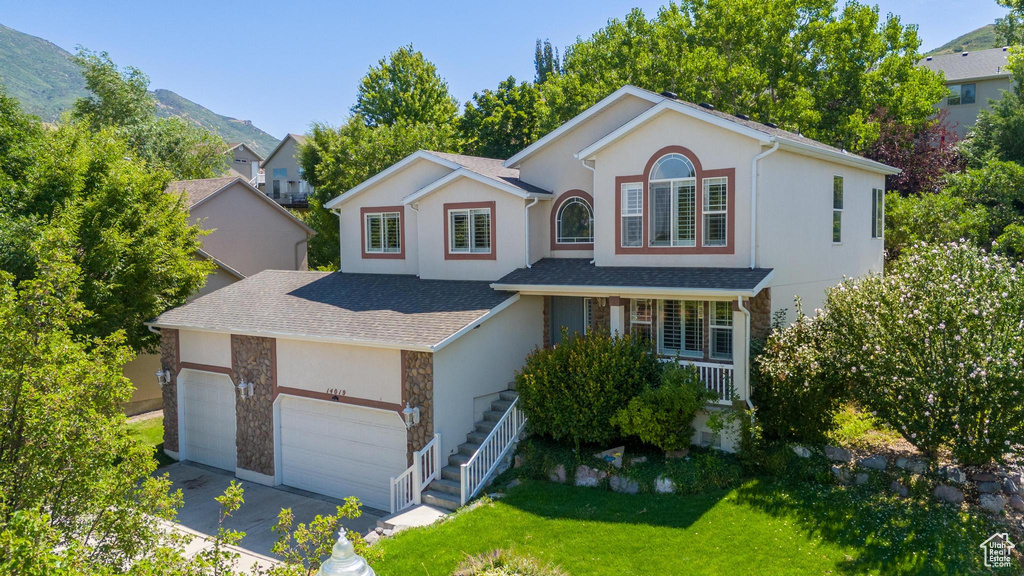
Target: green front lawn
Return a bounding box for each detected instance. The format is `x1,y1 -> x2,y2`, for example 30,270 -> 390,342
127,414 -> 174,468
371,479 -> 1013,576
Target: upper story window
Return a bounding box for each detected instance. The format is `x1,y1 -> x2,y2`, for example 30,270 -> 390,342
947,83 -> 976,106
272,168 -> 287,180
832,176 -> 844,244
449,207 -> 491,254
620,183 -> 643,247
871,188 -> 884,239
649,153 -> 697,247
365,211 -> 401,254
556,197 -> 594,244
703,177 -> 728,247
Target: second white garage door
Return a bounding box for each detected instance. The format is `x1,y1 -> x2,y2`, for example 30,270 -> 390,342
278,396 -> 407,510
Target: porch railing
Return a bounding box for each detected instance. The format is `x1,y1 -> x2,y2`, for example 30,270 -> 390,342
675,360 -> 735,405
389,433 -> 440,514
460,396 -> 526,506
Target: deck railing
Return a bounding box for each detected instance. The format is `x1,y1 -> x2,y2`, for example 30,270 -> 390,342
669,359 -> 736,404
460,397 -> 526,506
389,433 -> 440,514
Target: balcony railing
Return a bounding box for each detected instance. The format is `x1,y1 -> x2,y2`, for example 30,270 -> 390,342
250,172 -> 265,187
668,359 -> 736,405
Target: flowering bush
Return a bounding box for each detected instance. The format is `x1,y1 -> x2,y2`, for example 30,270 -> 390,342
611,364 -> 717,451
823,242 -> 1024,465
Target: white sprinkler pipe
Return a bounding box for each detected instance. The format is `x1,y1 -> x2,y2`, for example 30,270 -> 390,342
524,198 -> 539,268
737,295 -> 754,410
749,142 -> 779,269
331,208 -> 342,269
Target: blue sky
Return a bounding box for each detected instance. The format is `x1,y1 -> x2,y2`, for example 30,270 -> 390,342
0,0 -> 1010,139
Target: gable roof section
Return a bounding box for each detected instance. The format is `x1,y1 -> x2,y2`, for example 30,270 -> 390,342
323,150 -> 463,209
576,93 -> 899,175
195,247 -> 246,280
919,47 -> 1012,82
261,133 -> 307,167
166,176 -> 316,235
227,142 -> 265,162
404,152 -> 551,204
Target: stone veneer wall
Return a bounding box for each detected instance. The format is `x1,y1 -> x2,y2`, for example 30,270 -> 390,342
231,335 -> 276,477
591,297 -> 610,333
542,296 -> 551,348
749,288 -> 772,342
160,329 -> 180,453
403,351 -> 434,465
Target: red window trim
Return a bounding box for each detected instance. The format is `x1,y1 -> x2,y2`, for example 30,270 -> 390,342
360,205 -> 406,260
614,145 -> 735,255
550,190 -> 595,250
444,201 -> 497,261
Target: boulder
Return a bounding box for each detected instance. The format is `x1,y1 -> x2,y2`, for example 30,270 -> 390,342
507,478 -> 522,489
977,481 -> 1001,494
610,475 -> 639,494
858,455 -> 887,471
831,466 -> 851,484
654,475 -> 675,494
1010,494 -> 1024,512
628,456 -> 648,466
792,445 -> 812,458
946,467 -> 967,484
895,457 -> 908,469
906,460 -> 929,474
595,447 -> 625,469
575,465 -> 607,488
934,485 -> 965,505
825,446 -> 854,463
973,472 -> 999,482
980,494 -> 1007,513
514,454 -> 523,469
890,480 -> 909,498
1002,478 -> 1018,496
548,464 -> 566,484
855,473 -> 869,485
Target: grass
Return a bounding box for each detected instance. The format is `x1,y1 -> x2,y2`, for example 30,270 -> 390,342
829,404 -> 905,451
126,414 -> 174,468
371,479 -> 1016,576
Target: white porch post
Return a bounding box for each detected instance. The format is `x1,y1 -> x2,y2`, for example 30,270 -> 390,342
733,299 -> 750,405
609,296 -> 625,337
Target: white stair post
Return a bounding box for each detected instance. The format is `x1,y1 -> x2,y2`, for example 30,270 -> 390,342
317,531 -> 375,576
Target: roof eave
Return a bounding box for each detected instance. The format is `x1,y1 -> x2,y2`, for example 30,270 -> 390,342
489,277 -> 773,300
324,150 -> 462,210
774,139 -> 901,175
403,169 -> 551,205
144,321 -> 436,352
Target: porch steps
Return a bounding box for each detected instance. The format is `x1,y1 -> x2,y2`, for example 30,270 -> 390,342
424,384 -> 519,512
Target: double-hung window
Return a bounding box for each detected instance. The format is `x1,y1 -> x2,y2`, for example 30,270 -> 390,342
871,188 -> 884,239
649,154 -> 697,247
630,298 -> 653,341
364,211 -> 401,254
620,183 -> 643,247
832,176 -> 844,244
449,207 -> 491,254
703,177 -> 728,247
710,302 -> 733,360
659,300 -> 703,357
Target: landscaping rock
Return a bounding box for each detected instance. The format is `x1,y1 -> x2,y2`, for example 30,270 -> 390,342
575,465 -> 607,488
1002,478 -> 1018,496
935,485 -> 965,505
514,454 -> 523,468
548,464 -> 566,484
977,481 -> 1001,494
507,478 -> 521,489
654,475 -> 675,494
364,529 -> 383,546
628,456 -> 648,465
792,445 -> 812,458
890,480 -> 909,498
855,473 -> 869,485
610,475 -> 639,494
595,447 -> 625,469
858,455 -> 887,470
973,472 -> 999,483
831,466 -> 851,484
946,467 -> 967,484
980,494 -> 1007,513
906,460 -> 928,474
665,448 -> 689,459
825,446 -> 854,463
895,457 -> 908,469
1010,494 -> 1024,512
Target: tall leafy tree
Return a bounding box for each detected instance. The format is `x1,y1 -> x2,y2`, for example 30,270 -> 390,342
352,45 -> 459,128
864,109 -> 964,195
995,0 -> 1024,45
459,77 -> 547,159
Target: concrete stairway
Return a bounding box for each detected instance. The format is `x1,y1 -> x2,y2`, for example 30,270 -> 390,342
420,385 -> 519,511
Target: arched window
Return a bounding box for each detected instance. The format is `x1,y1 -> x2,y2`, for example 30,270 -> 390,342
556,196 -> 594,244
649,153 -> 697,247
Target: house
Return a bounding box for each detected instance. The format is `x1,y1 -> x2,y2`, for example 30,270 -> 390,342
148,86 -> 896,513
259,133 -> 312,208
919,46 -> 1014,137
123,176 -> 314,415
226,142 -> 264,183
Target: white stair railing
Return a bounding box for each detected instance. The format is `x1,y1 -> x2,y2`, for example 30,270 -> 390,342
460,397 -> 526,506
389,433 -> 440,513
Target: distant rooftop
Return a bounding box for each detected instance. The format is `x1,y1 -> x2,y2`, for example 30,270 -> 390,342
919,46 -> 1012,82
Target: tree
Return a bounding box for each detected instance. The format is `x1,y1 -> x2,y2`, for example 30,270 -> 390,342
960,51 -> 1024,167
945,160 -> 1024,250
995,0 -> 1024,45
883,190 -> 990,260
863,109 -> 963,196
459,77 -> 547,159
534,39 -> 561,84
352,45 -> 459,128
71,49 -> 229,180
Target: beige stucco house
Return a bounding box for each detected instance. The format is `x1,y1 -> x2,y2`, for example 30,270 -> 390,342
149,86 -> 896,514
124,177 -> 314,415
226,142 -> 264,182
920,46 -> 1014,137
260,133 -> 312,208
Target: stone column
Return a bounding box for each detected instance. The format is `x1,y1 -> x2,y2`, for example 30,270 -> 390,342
159,328 -> 179,454
231,335 -> 276,481
542,296 -> 552,348
749,288 -> 772,341
402,351 -> 434,465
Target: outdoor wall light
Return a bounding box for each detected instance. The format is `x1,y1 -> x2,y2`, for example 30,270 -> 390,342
237,380 -> 254,400
155,369 -> 172,387
402,403 -> 420,429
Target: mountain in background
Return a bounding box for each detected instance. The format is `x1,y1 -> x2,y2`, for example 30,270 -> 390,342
0,23 -> 278,156
926,24 -> 1003,56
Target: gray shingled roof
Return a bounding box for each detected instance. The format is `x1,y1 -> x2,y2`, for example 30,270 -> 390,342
425,151 -> 551,195
919,47 -> 1012,82
166,177 -> 237,207
494,258 -> 772,293
151,270 -> 516,349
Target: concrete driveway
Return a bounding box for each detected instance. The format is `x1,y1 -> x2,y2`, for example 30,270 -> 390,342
161,463 -> 384,569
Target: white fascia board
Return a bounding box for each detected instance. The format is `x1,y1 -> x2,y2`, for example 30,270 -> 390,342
488,275 -> 774,299
430,294 -> 521,353
403,169 -> 549,205
576,100 -> 773,160
144,321 -> 434,352
774,139 -> 901,176
324,151 -> 461,209
503,85 -> 663,168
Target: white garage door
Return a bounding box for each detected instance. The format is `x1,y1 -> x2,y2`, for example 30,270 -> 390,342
279,396 -> 407,510
181,370 -> 237,471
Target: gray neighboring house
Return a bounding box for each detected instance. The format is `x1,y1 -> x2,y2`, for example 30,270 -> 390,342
259,134 -> 312,208
227,142 -> 265,183
920,46 -> 1014,137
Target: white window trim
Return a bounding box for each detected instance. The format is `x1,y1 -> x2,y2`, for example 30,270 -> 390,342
448,207 -> 492,254
872,188 -> 885,240
630,298 -> 653,339
620,182 -> 643,248
557,197 -> 594,244
709,301 -> 734,360
702,177 -> 728,247
364,211 -> 401,254
832,175 -> 844,245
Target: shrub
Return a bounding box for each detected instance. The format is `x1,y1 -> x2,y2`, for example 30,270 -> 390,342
823,242 -> 1024,465
611,364 -> 716,451
515,330 -> 661,446
883,190 -> 989,261
453,548 -> 567,576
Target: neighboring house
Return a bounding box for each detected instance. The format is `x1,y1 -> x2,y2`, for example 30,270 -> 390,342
260,133 -> 312,208
149,86 -> 896,514
920,46 -> 1014,137
123,176 -> 314,415
226,142 -> 265,183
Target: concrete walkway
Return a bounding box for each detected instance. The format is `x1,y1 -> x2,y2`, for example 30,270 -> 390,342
160,462 -> 384,570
